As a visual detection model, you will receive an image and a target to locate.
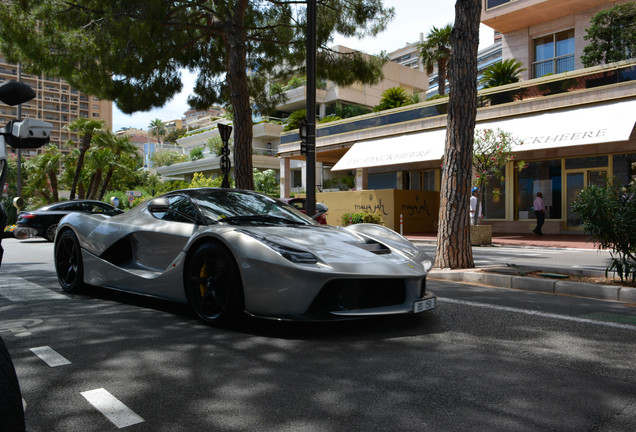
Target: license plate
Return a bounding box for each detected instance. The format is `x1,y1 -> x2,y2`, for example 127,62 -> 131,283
413,298 -> 435,313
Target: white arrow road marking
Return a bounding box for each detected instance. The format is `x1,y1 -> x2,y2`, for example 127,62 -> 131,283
30,346 -> 71,367
0,277 -> 67,301
81,388 -> 144,429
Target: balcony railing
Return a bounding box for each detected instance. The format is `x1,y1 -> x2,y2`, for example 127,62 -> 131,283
532,54 -> 575,78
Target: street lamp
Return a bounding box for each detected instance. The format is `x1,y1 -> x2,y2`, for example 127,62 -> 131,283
218,123 -> 232,188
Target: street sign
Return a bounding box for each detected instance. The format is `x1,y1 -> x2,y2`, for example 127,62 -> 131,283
125,191 -> 142,197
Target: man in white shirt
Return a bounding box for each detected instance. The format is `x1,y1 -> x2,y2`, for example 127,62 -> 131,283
533,192 -> 545,235
470,187 -> 482,225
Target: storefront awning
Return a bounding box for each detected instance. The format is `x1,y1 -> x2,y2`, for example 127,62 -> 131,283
331,129 -> 446,171
332,99 -> 636,171
478,99 -> 636,152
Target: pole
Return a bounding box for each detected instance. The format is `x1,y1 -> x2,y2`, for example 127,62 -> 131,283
16,63 -> 22,198
305,0 -> 317,217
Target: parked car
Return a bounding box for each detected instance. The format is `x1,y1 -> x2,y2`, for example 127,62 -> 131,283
16,200 -> 124,241
54,188 -> 435,324
279,197 -> 328,224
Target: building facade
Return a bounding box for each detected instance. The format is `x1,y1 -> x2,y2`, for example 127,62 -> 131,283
278,0 -> 636,234
0,57 -> 112,157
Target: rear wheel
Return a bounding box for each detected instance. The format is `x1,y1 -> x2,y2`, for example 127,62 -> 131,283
44,223 -> 58,242
54,230 -> 85,293
185,243 -> 243,324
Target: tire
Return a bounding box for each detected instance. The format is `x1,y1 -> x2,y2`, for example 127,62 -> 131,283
54,230 -> 85,293
0,336 -> 25,432
185,242 -> 243,324
44,224 -> 58,242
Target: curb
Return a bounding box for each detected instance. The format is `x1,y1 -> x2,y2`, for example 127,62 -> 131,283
428,270 -> 636,303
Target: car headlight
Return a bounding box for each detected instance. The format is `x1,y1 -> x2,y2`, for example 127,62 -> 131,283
237,230 -> 318,264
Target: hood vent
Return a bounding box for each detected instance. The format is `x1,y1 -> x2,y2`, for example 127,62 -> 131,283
350,239 -> 391,255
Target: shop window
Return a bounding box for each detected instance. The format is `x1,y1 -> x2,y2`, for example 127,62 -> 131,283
533,30 -> 575,78
517,160 -> 562,220
612,153 -> 636,185
368,173 -> 397,189
565,155 -> 608,170
292,169 -> 302,188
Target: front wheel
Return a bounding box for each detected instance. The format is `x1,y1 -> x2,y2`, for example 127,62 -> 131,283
54,230 -> 85,293
185,242 -> 243,325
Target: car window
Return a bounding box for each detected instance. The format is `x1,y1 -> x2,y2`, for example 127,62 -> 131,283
155,195 -> 200,223
289,199 -> 305,210
85,203 -> 111,213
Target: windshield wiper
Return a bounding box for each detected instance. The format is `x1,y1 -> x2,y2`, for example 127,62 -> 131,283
220,215 -> 306,225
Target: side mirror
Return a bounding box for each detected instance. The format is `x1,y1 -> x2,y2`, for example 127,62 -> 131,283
147,197 -> 169,213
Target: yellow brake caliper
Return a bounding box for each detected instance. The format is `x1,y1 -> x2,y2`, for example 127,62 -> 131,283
199,262 -> 207,298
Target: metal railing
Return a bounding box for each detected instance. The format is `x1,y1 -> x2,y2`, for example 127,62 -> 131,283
532,54 -> 575,78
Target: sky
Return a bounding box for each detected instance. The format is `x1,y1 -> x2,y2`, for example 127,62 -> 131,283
111,1 -> 494,132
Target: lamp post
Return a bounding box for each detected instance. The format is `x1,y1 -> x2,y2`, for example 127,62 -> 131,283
305,0 -> 317,217
218,123 -> 232,188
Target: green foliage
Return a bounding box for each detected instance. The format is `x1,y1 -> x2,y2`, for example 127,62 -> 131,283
373,87 -> 411,112
581,2 -> 636,67
189,172 -> 234,188
0,0 -> 393,190
253,168 -> 279,197
419,24 -> 453,96
164,127 -> 187,144
206,134 -> 233,157
318,115 -> 342,124
479,59 -> 526,88
150,150 -> 187,167
341,211 -> 384,226
190,146 -> 204,161
332,102 -> 372,119
572,177 -> 636,282
323,176 -> 354,190
283,109 -> 307,132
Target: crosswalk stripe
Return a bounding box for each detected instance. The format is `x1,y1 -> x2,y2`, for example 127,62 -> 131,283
81,388 -> 144,429
0,277 -> 67,301
30,346 -> 71,367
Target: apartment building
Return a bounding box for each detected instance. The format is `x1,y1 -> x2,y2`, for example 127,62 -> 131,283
277,0 -> 636,234
0,57 -> 112,157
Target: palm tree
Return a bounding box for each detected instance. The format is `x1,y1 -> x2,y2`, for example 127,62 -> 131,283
479,58 -> 526,88
95,133 -> 137,200
373,87 -> 411,111
64,118 -> 106,200
148,118 -> 166,145
420,24 -> 453,97
479,59 -> 527,105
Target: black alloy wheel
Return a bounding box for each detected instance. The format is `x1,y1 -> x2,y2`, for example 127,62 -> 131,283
186,242 -> 243,324
54,230 -> 85,293
45,223 -> 58,242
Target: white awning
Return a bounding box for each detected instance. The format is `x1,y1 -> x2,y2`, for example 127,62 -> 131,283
331,99 -> 636,171
331,129 -> 446,171
477,99 -> 636,152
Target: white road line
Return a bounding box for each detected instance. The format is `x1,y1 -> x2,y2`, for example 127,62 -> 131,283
81,388 -> 144,429
30,346 -> 71,367
0,277 -> 67,301
439,297 -> 636,331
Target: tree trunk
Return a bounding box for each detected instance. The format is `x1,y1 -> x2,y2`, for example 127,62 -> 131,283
49,171 -> 59,202
225,8 -> 254,191
98,169 -> 114,201
70,134 -> 91,200
434,0 -> 481,269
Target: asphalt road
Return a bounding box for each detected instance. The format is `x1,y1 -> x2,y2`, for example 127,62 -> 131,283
1,238 -> 635,431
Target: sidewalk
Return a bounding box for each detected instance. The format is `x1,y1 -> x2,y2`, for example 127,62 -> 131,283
406,232 -> 636,304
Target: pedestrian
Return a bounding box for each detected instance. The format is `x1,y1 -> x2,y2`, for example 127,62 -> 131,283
533,192 -> 545,235
470,187 -> 482,225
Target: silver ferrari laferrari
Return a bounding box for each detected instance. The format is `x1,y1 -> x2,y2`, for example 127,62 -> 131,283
54,188 -> 436,324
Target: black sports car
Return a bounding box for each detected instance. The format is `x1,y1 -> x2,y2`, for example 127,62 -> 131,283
16,200 -> 123,241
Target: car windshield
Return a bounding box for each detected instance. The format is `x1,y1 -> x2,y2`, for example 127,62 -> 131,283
190,190 -> 317,226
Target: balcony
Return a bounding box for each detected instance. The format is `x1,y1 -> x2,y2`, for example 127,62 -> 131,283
532,54 -> 575,78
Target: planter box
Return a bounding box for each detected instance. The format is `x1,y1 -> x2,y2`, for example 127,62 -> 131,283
471,224 -> 492,246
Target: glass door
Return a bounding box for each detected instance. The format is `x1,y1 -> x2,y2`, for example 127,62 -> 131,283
565,170 -> 607,230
